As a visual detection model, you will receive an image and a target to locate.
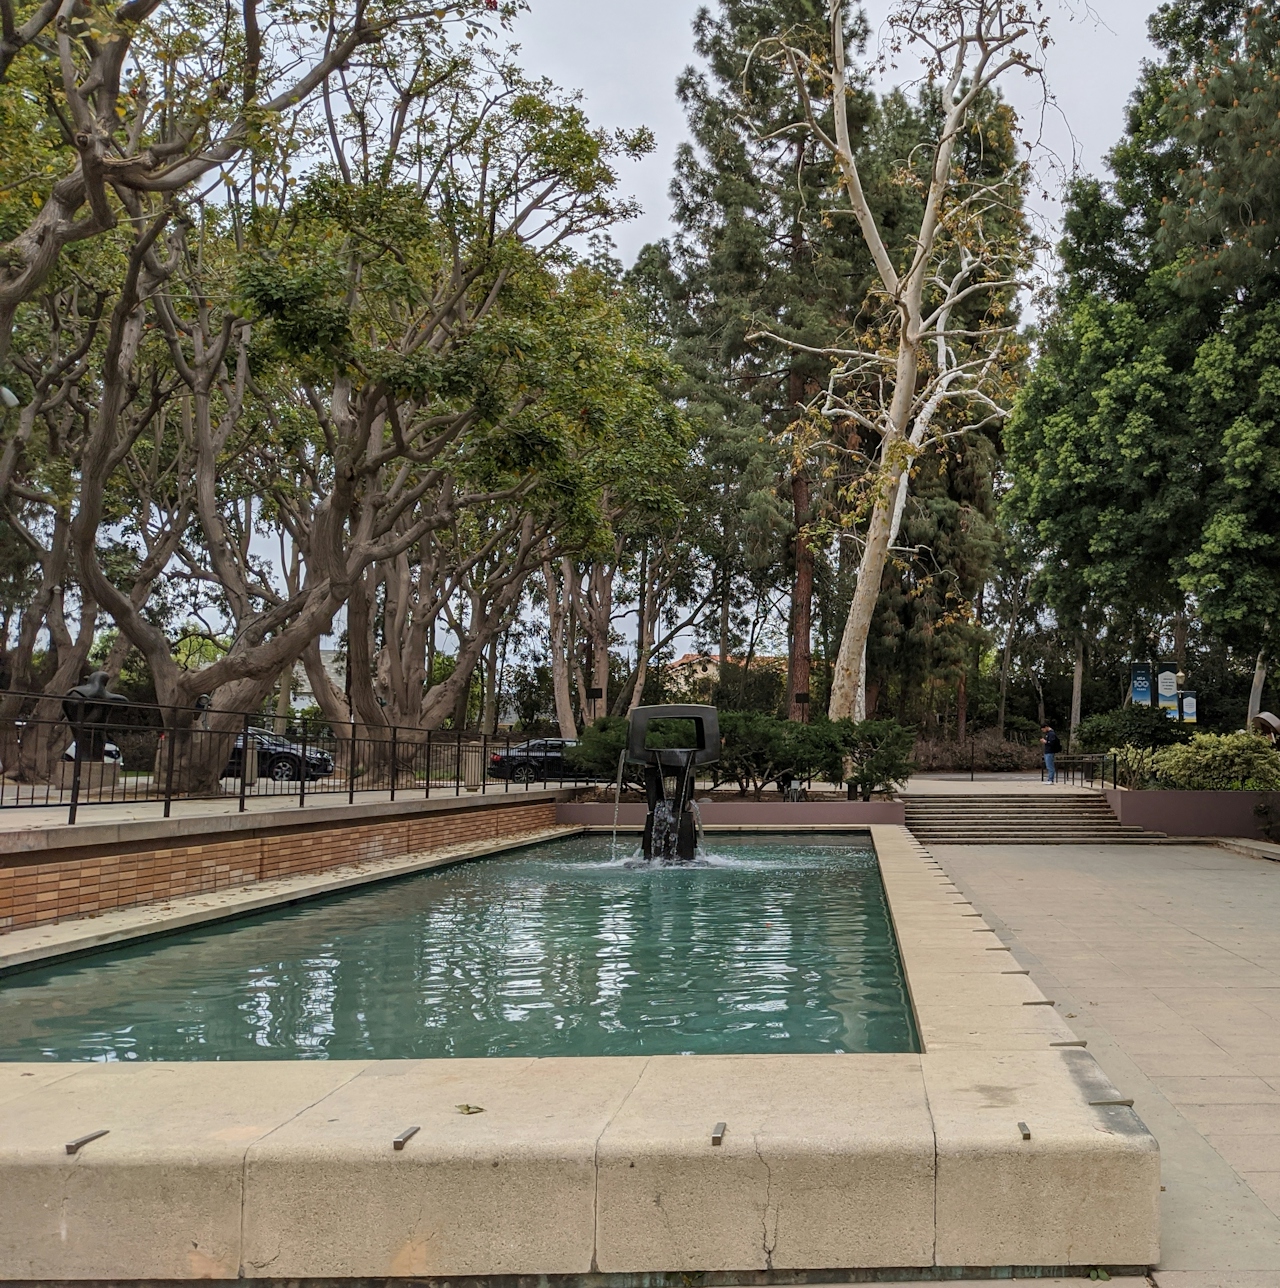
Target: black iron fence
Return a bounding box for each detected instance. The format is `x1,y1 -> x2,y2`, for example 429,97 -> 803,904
0,693 -> 603,823
1043,753 -> 1120,790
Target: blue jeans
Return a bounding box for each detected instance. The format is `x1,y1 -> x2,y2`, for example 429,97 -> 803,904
1045,752 -> 1056,783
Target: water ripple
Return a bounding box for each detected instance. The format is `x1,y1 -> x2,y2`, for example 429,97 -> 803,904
0,833 -> 918,1060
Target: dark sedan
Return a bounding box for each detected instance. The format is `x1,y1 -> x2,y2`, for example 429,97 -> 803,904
221,727 -> 334,782
487,738 -> 591,784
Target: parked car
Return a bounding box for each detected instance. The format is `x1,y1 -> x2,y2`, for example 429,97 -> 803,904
220,727 -> 334,782
488,738 -> 591,784
62,740 -> 123,765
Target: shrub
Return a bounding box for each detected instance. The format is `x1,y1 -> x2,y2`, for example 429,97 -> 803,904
913,729 -> 1041,772
716,711 -> 799,799
1151,732 -> 1280,791
576,711 -> 915,801
568,715 -> 699,784
568,716 -> 629,781
1075,705 -> 1190,753
1109,744 -> 1158,790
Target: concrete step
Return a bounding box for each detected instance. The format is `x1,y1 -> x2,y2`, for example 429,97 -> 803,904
914,835 -> 1168,845
903,789 -> 1167,844
908,827 -> 1149,835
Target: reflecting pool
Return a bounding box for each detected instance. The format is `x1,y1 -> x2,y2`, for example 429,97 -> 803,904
0,833 -> 918,1060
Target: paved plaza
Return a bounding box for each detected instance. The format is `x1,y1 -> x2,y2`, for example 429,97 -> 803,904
934,839 -> 1280,1288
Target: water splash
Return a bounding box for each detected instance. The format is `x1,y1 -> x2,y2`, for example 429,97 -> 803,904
610,748 -> 626,863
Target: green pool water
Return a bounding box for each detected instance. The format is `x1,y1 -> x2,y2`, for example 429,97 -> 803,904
0,834 -> 918,1061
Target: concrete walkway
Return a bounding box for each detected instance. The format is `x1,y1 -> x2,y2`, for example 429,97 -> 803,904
904,771 -> 1097,795
932,840 -> 1280,1288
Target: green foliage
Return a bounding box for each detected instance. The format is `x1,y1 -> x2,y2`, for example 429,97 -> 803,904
509,662 -> 554,731
1075,704 -> 1192,753
1110,745 -> 1159,790
239,260 -> 352,361
713,712 -> 914,800
569,715 -> 716,781
1007,0 -> 1280,687
716,711 -> 802,799
569,716 -> 629,779
833,719 -> 917,801
1153,731 -> 1280,790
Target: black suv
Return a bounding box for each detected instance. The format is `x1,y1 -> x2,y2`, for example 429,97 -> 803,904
220,727 -> 335,782
488,738 -> 589,784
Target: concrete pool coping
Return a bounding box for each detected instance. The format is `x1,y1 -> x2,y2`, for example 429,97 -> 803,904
0,824 -> 1160,1280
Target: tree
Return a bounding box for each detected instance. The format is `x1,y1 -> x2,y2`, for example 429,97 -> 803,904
647,0 -> 884,721
1007,0 -> 1280,727
0,0 -> 506,361
756,0 -> 1039,720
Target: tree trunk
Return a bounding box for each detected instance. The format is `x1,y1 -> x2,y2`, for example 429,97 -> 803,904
996,582 -> 1022,738
274,666 -> 291,733
628,547 -> 657,717
543,561 -> 576,739
956,668 -> 967,744
786,469 -> 813,723
828,347 -> 920,721
590,563 -> 612,718
1248,645 -> 1268,727
1069,635 -> 1084,750
482,636 -> 499,735
1173,609 -> 1188,668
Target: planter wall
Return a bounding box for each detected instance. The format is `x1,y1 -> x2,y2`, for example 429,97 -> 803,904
1105,788 -> 1277,839
557,799 -> 905,829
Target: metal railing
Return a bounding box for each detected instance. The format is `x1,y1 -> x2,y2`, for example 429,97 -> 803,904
1043,753 -> 1119,791
0,693 -> 602,824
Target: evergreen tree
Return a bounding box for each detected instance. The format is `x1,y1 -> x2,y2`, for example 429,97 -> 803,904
1006,0 -> 1280,726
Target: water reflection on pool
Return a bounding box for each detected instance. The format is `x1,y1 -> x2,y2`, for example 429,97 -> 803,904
0,833 -> 918,1060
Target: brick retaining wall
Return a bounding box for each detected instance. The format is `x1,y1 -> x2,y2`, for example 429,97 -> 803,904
0,798 -> 558,933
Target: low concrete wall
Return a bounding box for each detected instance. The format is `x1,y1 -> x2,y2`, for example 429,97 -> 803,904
559,798 -> 905,828
1106,788 -> 1275,838
0,792 -> 567,933
0,1046 -> 1156,1280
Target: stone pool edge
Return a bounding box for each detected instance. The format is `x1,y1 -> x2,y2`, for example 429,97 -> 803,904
0,823 -> 1160,1281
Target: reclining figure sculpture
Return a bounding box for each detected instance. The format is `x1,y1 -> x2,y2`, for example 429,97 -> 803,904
625,704 -> 719,863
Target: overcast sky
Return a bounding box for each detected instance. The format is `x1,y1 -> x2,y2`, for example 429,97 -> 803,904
510,0 -> 1159,269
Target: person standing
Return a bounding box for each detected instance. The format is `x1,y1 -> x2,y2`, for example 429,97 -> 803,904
1040,724 -> 1062,783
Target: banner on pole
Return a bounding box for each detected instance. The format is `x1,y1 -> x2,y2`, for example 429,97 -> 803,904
1156,662 -> 1180,719
1131,662 -> 1153,707
1180,692 -> 1197,724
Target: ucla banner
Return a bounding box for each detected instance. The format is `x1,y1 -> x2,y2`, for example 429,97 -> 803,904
1156,662 -> 1180,718
1180,691 -> 1197,724
1131,662 -> 1153,707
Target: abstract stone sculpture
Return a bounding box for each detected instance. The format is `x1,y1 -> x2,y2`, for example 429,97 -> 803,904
625,704 -> 719,863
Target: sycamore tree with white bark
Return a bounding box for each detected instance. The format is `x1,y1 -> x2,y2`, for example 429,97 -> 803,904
751,0 -> 1042,720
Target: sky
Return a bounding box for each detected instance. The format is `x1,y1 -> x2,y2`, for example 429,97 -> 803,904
510,0 -> 1160,272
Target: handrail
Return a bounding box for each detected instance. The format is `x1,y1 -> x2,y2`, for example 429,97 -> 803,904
1042,752 -> 1119,791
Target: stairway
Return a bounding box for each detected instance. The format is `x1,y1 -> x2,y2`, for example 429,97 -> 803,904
902,792 -> 1167,845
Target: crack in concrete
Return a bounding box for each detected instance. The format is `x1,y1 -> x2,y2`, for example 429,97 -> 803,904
754,1136 -> 778,1270
589,1058 -> 649,1273
235,1064 -> 369,1278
